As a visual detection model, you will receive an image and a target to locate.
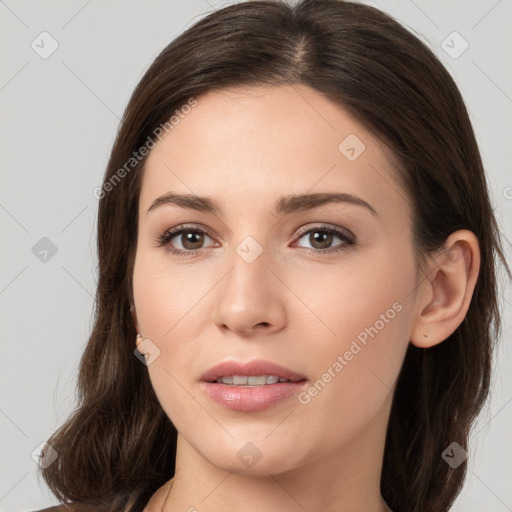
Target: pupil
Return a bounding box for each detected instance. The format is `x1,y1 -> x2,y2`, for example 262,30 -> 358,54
311,231 -> 332,249
183,232 -> 203,249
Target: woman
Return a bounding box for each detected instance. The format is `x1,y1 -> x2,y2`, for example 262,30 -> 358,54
33,1 -> 509,511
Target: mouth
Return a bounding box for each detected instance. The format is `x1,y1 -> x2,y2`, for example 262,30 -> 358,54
199,359 -> 308,411
211,375 -> 305,386
200,359 -> 307,384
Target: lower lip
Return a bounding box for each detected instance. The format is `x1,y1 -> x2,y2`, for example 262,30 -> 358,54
200,381 -> 308,412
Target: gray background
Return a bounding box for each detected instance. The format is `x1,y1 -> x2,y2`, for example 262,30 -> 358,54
0,0 -> 510,510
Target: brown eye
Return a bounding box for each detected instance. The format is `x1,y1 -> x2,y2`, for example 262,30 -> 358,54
156,225 -> 216,255
294,225 -> 355,254
177,230 -> 206,250
307,230 -> 334,250
156,223 -> 355,257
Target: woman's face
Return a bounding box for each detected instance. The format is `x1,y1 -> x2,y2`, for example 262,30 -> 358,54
132,84 -> 421,476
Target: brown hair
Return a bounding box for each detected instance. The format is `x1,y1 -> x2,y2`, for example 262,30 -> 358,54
39,1 -> 510,511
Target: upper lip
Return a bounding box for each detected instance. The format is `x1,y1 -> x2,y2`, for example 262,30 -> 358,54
200,359 -> 307,383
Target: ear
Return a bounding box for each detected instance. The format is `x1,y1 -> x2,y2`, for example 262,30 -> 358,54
410,230 -> 480,348
130,304 -> 140,333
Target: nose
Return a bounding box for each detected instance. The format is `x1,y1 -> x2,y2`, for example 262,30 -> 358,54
210,243 -> 287,337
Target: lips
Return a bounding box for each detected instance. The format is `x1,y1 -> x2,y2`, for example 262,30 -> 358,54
199,359 -> 308,412
200,359 -> 307,383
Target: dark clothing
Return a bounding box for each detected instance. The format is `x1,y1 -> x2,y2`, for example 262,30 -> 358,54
30,492 -> 149,512
31,508 -> 69,512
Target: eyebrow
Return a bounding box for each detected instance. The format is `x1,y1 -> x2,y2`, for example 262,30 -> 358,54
146,191 -> 378,217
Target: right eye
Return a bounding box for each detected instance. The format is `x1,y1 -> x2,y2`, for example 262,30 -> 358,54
155,225 -> 218,256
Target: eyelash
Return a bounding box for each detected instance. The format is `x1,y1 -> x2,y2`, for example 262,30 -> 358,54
155,223 -> 356,258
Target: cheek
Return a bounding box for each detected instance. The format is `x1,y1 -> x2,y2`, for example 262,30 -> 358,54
132,249 -> 216,422
288,240 -> 415,352
132,246 -> 212,338
290,246 -> 415,428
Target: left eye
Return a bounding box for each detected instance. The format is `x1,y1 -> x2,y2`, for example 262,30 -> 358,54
293,225 -> 355,252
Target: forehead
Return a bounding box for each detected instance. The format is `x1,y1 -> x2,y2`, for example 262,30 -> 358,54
139,84 -> 408,220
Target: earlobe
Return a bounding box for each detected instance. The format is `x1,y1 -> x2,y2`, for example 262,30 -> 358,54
135,333 -> 143,349
410,230 -> 480,348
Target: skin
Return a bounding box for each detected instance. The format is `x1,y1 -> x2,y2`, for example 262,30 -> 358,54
131,84 -> 480,512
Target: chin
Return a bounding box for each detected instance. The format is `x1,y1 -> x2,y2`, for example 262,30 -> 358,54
193,435 -> 308,476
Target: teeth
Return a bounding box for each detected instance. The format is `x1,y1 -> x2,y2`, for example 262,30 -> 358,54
233,375 -> 247,385
247,376 -> 266,385
214,375 -> 290,385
